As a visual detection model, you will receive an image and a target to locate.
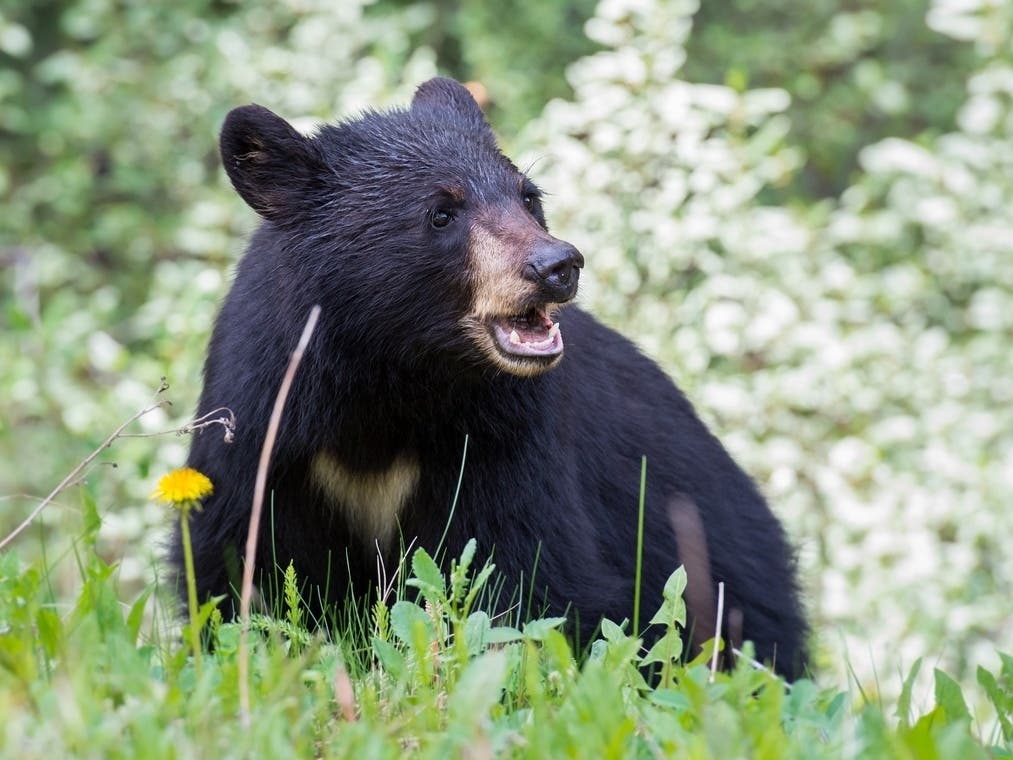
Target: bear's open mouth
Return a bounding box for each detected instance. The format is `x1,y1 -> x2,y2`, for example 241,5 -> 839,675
488,307 -> 562,359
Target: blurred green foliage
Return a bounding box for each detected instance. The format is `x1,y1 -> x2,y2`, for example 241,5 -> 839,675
377,0 -> 600,132
1,0 -> 1010,707
685,0 -> 978,199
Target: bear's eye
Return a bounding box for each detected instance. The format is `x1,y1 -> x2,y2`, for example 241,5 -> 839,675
523,193 -> 538,211
430,208 -> 454,229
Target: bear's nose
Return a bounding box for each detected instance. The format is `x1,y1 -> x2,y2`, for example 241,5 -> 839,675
524,240 -> 584,302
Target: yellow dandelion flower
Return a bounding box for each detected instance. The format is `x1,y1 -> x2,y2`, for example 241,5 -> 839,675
151,467 -> 213,508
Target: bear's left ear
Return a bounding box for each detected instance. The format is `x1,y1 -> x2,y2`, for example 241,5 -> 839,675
220,104 -> 326,221
411,77 -> 490,130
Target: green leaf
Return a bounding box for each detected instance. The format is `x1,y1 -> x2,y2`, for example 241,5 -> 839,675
648,566 -> 688,628
409,547 -> 446,604
372,637 -> 405,679
649,688 -> 692,710
977,665 -> 1012,741
126,586 -> 153,644
522,617 -> 567,641
933,668 -> 971,725
464,610 -> 491,654
641,628 -> 684,667
463,561 -> 496,611
603,635 -> 644,672
1000,652 -> 1013,678
80,488 -> 102,544
35,608 -> 62,658
458,538 -> 477,577
407,547 -> 447,608
648,595 -> 688,627
390,600 -> 434,645
895,657 -> 922,727
181,598 -> 224,652
663,565 -> 688,601
447,649 -> 509,724
484,626 -> 524,645
600,618 -> 626,642
214,623 -> 241,655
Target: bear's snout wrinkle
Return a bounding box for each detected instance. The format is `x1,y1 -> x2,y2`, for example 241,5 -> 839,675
524,239 -> 583,303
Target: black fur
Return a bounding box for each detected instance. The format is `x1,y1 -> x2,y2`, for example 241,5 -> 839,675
172,78 -> 807,678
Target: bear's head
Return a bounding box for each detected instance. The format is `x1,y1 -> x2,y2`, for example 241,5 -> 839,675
219,77 -> 583,378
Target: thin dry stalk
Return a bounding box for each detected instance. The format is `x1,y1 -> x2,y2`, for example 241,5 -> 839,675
238,305 -> 321,726
710,581 -> 725,683
0,381 -> 170,551
731,645 -> 793,691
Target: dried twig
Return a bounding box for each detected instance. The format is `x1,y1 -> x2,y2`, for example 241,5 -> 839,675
118,407 -> 237,443
731,645 -> 793,691
710,581 -> 725,683
238,305 -> 321,726
0,381 -> 171,551
376,535 -> 418,605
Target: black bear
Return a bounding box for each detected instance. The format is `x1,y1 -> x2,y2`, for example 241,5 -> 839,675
173,77 -> 806,677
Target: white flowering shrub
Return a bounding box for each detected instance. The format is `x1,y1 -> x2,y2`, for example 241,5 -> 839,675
522,0 -> 1012,693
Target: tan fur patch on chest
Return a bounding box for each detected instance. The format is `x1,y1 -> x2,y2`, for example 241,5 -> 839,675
311,452 -> 420,545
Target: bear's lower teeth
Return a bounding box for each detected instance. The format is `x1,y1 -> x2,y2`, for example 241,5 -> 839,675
493,319 -> 562,357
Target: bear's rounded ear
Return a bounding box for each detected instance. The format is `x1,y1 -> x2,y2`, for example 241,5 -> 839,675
411,77 -> 489,129
219,104 -> 325,221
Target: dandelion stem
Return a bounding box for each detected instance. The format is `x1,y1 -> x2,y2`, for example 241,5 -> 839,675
179,506 -> 203,676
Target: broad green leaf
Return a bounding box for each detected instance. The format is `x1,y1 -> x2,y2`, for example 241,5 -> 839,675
600,618 -> 626,642
484,626 -> 524,645
464,610 -> 491,654
522,616 -> 567,641
126,586 -> 153,644
663,566 -> 688,601
977,665 -> 1012,741
372,637 -> 404,679
390,600 -> 434,645
649,566 -> 688,628
447,650 -> 509,723
35,608 -> 62,658
650,688 -> 692,710
641,629 -> 684,667
933,668 -> 971,724
81,488 -> 102,543
408,547 -> 446,603
214,623 -> 241,655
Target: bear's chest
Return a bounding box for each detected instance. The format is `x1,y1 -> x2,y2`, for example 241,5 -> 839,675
311,451 -> 420,546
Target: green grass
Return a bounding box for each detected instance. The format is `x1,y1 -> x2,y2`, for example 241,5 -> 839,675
1,490 -> 1010,759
